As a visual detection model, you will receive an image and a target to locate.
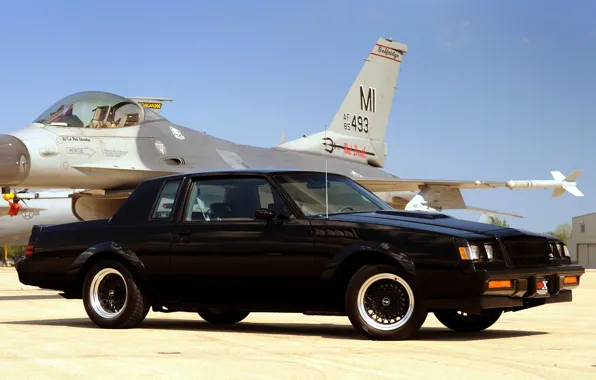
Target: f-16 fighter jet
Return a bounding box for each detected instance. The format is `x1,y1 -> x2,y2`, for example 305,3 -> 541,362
0,37 -> 582,230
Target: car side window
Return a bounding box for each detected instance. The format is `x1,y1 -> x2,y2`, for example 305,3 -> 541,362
257,183 -> 294,220
184,177 -> 295,222
151,179 -> 182,220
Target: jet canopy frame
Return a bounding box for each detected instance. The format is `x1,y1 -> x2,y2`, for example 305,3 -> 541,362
33,91 -> 167,129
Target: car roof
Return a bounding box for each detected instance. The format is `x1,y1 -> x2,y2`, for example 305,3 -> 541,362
142,168 -> 350,185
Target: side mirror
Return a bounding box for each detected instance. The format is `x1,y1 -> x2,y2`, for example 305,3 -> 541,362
255,208 -> 276,220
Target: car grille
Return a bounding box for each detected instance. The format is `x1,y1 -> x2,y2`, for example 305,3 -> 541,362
502,238 -> 552,267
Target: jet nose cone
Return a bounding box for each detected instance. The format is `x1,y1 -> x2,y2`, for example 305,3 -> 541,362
0,134 -> 31,186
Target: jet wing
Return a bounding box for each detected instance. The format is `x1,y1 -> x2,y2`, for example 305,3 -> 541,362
462,206 -> 523,219
357,170 -> 584,198
0,206 -> 47,213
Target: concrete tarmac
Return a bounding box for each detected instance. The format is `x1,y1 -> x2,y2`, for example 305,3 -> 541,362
0,267 -> 594,380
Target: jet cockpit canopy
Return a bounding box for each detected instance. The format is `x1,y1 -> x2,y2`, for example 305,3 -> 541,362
33,91 -> 166,129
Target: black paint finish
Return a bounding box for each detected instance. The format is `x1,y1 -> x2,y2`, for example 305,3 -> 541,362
15,169 -> 586,315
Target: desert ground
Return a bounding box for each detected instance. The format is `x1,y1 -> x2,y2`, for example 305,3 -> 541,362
0,267 -> 594,380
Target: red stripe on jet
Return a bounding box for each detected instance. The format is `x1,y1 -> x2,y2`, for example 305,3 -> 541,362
376,43 -> 402,51
370,52 -> 402,62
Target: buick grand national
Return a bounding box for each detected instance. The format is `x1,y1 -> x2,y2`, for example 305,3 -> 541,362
15,170 -> 585,340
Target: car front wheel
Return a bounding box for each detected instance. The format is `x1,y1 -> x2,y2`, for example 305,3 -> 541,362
433,310 -> 503,332
82,260 -> 150,329
345,264 -> 428,340
198,309 -> 250,325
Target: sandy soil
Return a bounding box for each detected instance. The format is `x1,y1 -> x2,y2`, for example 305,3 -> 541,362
0,267 -> 594,380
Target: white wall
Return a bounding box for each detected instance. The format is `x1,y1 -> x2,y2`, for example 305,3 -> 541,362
567,212 -> 596,268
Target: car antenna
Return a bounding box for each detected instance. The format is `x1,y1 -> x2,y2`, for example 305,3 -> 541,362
324,124 -> 329,220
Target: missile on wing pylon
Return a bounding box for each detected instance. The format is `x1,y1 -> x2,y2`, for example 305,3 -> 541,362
505,170 -> 584,197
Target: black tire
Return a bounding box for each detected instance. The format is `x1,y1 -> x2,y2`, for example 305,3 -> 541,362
198,309 -> 250,325
434,309 -> 503,332
82,260 -> 150,329
345,264 -> 428,340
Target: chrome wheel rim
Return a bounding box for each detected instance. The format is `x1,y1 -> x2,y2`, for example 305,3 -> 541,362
357,273 -> 415,331
90,268 -> 128,319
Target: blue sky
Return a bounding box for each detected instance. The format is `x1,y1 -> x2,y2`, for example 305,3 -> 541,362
0,0 -> 594,233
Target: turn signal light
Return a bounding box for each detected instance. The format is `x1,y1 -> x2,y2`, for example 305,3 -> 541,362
488,280 -> 513,289
564,276 -> 579,285
458,247 -> 469,260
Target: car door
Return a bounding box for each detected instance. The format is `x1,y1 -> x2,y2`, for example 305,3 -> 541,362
120,176 -> 186,303
169,174 -> 315,309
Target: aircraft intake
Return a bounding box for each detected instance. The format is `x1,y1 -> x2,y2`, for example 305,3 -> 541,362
0,134 -> 31,187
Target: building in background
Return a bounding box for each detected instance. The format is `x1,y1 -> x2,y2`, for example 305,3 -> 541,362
567,212 -> 596,269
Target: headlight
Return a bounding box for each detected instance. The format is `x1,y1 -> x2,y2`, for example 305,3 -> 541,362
551,242 -> 570,258
457,241 -> 501,262
458,244 -> 482,261
563,244 -> 570,258
550,243 -> 560,257
469,245 -> 481,260
484,244 -> 494,259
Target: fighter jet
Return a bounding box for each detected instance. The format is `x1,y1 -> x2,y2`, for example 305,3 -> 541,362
0,189 -> 80,245
0,37 -> 583,232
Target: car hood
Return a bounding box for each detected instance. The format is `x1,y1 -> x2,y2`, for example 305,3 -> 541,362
322,210 -> 553,239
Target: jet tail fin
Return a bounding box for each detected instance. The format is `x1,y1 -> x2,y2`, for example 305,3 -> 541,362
128,97 -> 173,114
325,37 -> 406,146
277,37 -> 407,168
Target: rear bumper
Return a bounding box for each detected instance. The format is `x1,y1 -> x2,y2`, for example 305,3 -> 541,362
14,256 -> 67,292
427,264 -> 585,313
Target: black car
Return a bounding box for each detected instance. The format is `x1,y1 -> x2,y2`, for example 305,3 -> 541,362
15,169 -> 584,340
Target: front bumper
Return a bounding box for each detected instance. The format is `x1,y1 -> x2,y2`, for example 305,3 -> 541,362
427,264 -> 585,314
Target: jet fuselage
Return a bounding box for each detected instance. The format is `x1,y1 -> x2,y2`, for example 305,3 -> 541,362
1,120 -> 401,192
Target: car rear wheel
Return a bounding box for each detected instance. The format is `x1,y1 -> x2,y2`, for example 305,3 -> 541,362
83,260 -> 150,329
345,264 -> 427,340
433,310 -> 503,332
198,309 -> 250,325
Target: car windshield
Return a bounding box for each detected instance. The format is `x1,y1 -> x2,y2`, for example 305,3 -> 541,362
273,173 -> 393,217
33,91 -> 165,128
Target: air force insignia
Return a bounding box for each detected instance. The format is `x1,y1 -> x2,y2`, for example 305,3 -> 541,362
169,126 -> 185,140
154,140 -> 166,155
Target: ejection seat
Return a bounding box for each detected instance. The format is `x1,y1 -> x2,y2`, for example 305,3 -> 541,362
89,106 -> 109,128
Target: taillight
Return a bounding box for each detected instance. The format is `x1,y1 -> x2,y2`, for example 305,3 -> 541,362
24,244 -> 34,257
